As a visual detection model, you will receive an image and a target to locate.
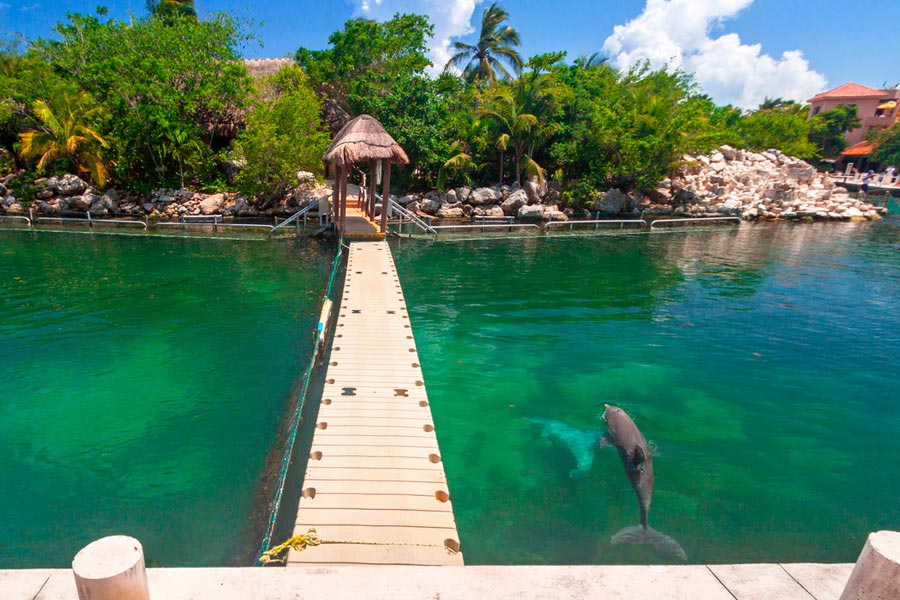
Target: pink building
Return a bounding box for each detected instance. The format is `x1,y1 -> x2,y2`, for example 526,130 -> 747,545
807,82 -> 900,147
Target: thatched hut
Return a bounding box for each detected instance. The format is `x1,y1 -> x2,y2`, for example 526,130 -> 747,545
324,114 -> 409,234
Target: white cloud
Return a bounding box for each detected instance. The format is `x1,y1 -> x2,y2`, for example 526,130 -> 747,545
602,0 -> 827,109
349,0 -> 483,74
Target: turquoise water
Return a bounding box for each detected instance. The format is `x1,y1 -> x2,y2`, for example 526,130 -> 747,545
391,221 -> 900,565
0,232 -> 331,568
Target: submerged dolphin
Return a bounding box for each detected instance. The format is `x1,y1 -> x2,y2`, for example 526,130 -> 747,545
524,417 -> 603,478
600,404 -> 687,561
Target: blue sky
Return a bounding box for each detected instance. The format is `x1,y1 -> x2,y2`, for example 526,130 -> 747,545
2,0 -> 898,109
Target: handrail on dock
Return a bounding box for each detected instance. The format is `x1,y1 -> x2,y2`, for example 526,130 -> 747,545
650,216 -> 741,230
269,200 -> 327,237
388,198 -> 438,236
544,219 -> 647,233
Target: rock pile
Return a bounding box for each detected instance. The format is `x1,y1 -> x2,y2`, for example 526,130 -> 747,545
646,146 -> 885,222
396,180 -> 568,222
0,173 -> 333,220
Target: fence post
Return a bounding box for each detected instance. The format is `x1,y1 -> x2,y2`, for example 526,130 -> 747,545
839,530 -> 900,600
72,535 -> 150,600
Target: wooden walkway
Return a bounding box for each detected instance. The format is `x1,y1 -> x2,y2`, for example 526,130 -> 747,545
288,240 -> 463,566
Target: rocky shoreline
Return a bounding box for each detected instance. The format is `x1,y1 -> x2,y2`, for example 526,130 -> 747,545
0,146 -> 887,224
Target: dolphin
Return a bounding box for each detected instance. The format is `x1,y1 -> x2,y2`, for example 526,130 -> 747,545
524,417 -> 603,478
600,404 -> 687,561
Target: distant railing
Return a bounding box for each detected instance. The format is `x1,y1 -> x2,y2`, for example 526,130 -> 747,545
0,214 -> 32,227
544,219 -> 647,233
34,214 -> 147,230
649,216 -> 741,230
429,223 -> 541,234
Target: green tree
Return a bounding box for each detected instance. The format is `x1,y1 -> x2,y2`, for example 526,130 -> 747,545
18,90 -> 110,185
0,40 -> 75,171
735,99 -> 817,158
35,11 -> 252,189
297,14 -> 433,111
445,2 -> 522,84
808,104 -> 860,158
146,0 -> 199,23
550,64 -> 727,201
479,88 -> 541,183
232,65 -> 330,205
870,123 -> 900,167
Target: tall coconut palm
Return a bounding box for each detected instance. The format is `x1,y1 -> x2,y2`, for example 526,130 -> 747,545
19,90 -> 110,186
445,3 -> 522,85
146,0 -> 198,23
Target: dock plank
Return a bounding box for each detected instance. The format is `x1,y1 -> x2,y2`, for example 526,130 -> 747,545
289,240 -> 463,566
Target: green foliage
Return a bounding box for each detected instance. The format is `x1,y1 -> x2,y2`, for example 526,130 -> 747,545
19,90 -> 110,185
734,99 -> 817,158
297,13 -> 433,109
0,43 -> 76,170
232,65 -> 330,204
550,64 -> 727,203
353,73 -> 457,190
808,104 -> 861,158
445,2 -> 523,84
146,0 -> 199,23
870,123 -> 900,167
34,11 -> 252,189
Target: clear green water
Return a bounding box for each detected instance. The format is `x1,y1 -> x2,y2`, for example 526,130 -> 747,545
0,232 -> 331,568
391,221 -> 900,565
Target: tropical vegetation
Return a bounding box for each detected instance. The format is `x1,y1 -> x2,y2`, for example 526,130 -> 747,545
0,3 -> 893,207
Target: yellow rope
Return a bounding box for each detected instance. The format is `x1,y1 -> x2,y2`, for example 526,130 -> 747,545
259,529 -> 459,565
259,529 -> 321,565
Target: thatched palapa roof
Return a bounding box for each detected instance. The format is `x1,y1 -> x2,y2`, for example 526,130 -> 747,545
323,114 -> 409,166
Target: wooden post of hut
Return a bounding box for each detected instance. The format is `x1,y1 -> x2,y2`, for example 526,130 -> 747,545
322,115 -> 409,235
380,158 -> 392,233
368,159 -> 378,219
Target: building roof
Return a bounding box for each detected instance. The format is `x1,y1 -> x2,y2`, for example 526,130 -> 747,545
841,140 -> 874,156
808,82 -> 887,103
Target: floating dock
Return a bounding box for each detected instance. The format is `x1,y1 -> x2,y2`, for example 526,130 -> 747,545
288,240 -> 463,566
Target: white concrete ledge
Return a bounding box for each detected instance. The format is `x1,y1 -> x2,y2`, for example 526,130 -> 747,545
2,563 -> 853,600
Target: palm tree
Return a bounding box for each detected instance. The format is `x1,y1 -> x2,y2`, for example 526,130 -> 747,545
437,140 -> 480,190
146,0 -> 198,23
573,52 -> 609,71
479,88 -> 541,184
445,3 -> 522,85
495,133 -> 509,185
19,90 -> 110,186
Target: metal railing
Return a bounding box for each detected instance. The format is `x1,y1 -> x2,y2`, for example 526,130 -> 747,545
544,219 -> 647,233
388,198 -> 437,236
34,215 -> 147,230
269,200 -> 327,238
0,214 -> 32,226
429,223 -> 541,234
649,216 -> 742,230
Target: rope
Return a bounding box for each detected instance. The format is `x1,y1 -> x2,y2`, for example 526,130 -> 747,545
255,237 -> 344,566
259,529 -> 321,565
259,528 -> 459,566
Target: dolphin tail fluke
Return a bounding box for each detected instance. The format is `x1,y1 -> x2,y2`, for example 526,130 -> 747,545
610,525 -> 687,561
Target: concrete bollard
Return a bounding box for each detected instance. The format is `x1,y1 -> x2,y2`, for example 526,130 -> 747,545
72,535 -> 150,600
840,530 -> 900,600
